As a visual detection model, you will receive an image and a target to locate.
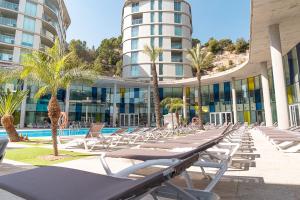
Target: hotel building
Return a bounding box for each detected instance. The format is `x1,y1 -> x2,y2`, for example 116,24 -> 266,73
2,0 -> 300,131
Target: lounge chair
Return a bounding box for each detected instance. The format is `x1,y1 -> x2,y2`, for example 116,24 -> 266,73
0,137 -> 8,163
0,153 -> 220,200
100,124 -> 240,192
62,123 -> 105,150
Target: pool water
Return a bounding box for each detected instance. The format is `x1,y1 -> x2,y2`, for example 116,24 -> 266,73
0,128 -> 134,138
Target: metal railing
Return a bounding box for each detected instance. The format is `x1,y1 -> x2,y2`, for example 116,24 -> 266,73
0,16 -> 16,27
0,52 -> 13,62
0,33 -> 14,44
0,0 -> 19,11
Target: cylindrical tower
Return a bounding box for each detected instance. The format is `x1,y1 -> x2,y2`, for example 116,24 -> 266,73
122,0 -> 193,81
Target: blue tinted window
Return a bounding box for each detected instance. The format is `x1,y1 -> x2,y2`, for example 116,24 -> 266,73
131,65 -> 140,76
25,2 -> 37,16
132,3 -> 139,13
22,33 -> 34,47
131,52 -> 138,64
131,26 -> 139,37
174,1 -> 181,11
158,0 -> 162,10
158,12 -> 163,22
175,64 -> 183,76
131,39 -> 138,50
23,17 -> 35,32
174,13 -> 181,23
174,26 -> 182,36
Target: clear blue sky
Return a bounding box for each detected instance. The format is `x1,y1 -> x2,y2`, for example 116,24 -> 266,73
65,0 -> 250,47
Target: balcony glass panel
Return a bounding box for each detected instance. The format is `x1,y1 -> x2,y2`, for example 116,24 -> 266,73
171,42 -> 182,49
0,33 -> 14,44
132,18 -> 143,25
41,29 -> 55,41
0,52 -> 13,61
0,16 -> 16,27
171,53 -> 183,62
44,0 -> 58,15
0,0 -> 18,11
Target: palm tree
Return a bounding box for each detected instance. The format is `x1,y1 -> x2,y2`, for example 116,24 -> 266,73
161,97 -> 183,131
187,43 -> 212,130
143,45 -> 163,128
21,39 -> 97,156
0,90 -> 28,142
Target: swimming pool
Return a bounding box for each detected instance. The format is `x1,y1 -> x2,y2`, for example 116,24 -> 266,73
0,128 -> 131,138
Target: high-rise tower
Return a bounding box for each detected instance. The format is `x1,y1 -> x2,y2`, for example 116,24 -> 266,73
122,0 -> 193,81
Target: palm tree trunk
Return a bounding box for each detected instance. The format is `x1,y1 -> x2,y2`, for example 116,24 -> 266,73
151,63 -> 161,128
48,95 -> 61,156
171,112 -> 175,133
1,115 -> 20,142
175,112 -> 180,127
197,73 -> 205,130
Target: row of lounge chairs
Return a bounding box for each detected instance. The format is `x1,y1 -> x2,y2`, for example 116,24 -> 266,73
0,124 -> 254,199
255,126 -> 300,153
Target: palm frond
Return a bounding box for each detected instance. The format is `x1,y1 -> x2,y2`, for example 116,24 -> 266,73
0,90 -> 28,116
143,45 -> 162,62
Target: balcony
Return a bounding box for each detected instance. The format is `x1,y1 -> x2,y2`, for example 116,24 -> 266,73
0,0 -> 19,11
39,44 -> 50,52
0,52 -> 13,62
0,33 -> 14,44
171,42 -> 182,49
0,16 -> 16,27
44,0 -> 58,15
132,18 -> 142,25
43,14 -> 58,29
41,29 -> 55,42
171,53 -> 183,62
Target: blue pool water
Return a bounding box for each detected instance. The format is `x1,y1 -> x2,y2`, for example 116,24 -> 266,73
0,128 -> 132,138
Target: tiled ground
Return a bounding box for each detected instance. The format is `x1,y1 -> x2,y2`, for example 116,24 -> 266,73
1,129 -> 300,199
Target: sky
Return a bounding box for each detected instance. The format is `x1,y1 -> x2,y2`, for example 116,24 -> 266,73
65,0 -> 250,48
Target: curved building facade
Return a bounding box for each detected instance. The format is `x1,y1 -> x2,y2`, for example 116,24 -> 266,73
122,0 -> 193,81
0,0 -> 70,68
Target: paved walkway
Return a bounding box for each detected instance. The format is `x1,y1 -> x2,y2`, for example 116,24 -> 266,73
1,128 -> 300,199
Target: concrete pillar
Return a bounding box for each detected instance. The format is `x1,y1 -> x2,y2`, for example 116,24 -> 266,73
183,87 -> 187,120
113,83 -> 117,127
261,62 -> 273,127
231,78 -> 238,124
268,24 -> 289,129
20,80 -> 28,128
147,85 -> 151,127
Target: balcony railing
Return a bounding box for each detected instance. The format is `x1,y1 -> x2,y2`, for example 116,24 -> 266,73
0,52 -> 13,62
171,56 -> 183,62
0,0 -> 19,11
0,33 -> 14,44
41,29 -> 55,42
43,14 -> 58,28
132,18 -> 143,25
171,43 -> 182,49
39,44 -> 50,52
44,0 -> 58,15
0,16 -> 16,27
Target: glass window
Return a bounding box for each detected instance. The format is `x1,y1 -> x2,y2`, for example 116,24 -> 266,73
158,12 -> 162,22
158,0 -> 162,10
131,65 -> 140,76
159,37 -> 163,48
131,26 -> 139,37
132,2 -> 139,13
174,26 -> 182,36
151,24 -> 155,35
131,39 -> 138,50
22,33 -> 34,47
151,0 -> 155,10
131,52 -> 138,64
159,24 -> 162,35
159,52 -> 163,61
151,37 -> 155,47
159,64 -> 163,75
174,13 -> 181,23
175,64 -> 183,76
23,17 -> 35,32
151,12 -> 155,23
25,1 -> 37,17
174,1 -> 181,11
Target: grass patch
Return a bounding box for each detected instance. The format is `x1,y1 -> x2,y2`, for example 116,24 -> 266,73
6,147 -> 91,166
